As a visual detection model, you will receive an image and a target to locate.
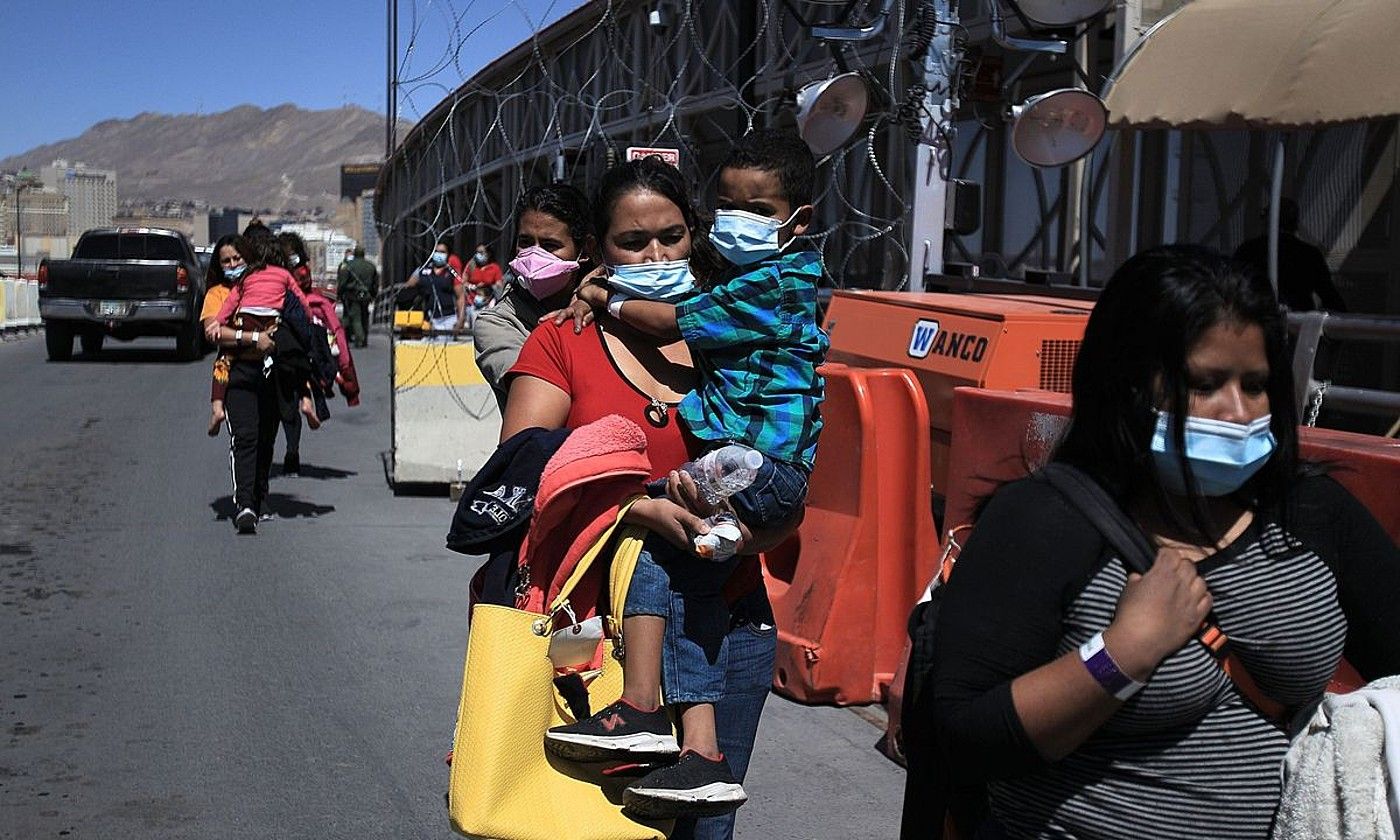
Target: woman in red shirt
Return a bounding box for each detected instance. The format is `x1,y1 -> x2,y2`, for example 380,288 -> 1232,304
502,158 -> 792,840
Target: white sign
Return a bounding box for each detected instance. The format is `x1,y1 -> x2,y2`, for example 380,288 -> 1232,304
907,319 -> 940,359
626,146 -> 680,167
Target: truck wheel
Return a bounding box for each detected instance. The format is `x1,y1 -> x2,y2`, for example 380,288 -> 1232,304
45,323 -> 74,362
175,322 -> 200,361
80,331 -> 104,357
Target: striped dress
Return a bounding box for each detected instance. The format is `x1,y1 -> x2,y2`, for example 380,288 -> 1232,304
930,473 -> 1400,840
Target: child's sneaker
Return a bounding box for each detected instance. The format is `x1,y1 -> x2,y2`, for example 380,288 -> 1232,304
544,698 -> 678,761
622,750 -> 747,819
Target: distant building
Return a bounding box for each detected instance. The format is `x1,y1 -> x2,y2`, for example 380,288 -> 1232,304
340,162 -> 381,201
208,208 -> 258,241
40,159 -> 117,235
357,190 -> 380,258
0,187 -> 71,276
272,220 -> 357,284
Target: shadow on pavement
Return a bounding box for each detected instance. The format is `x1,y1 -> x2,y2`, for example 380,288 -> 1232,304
210,493 -> 336,521
272,463 -> 357,480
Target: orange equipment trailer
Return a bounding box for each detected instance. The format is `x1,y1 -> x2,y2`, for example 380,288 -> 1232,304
761,291 -> 1093,705
822,290 -> 1093,498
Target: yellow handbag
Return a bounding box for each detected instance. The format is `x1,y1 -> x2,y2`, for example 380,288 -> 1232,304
447,500 -> 672,840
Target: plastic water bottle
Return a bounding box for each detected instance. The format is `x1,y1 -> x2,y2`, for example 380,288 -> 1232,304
694,512 -> 744,562
682,444 -> 764,505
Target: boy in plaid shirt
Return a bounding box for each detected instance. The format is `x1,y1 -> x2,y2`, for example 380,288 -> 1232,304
545,133 -> 828,817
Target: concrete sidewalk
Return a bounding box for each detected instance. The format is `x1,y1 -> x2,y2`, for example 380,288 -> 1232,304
0,332 -> 905,839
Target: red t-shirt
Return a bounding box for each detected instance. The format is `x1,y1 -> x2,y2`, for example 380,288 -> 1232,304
510,321 -> 698,480
469,262 -> 504,288
509,322 -> 764,600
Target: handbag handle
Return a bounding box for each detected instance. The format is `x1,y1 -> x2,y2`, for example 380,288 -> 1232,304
536,495 -> 647,636
1040,463 -> 1288,724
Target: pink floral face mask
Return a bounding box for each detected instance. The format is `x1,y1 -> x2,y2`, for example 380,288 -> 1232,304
509,245 -> 579,299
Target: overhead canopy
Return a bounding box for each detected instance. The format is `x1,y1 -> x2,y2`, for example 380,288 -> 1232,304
1104,0 -> 1400,130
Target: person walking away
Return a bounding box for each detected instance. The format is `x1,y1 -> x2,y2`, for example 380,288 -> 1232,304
278,232 -> 361,474
338,245 -> 380,347
473,183 -> 596,409
548,132 -> 828,820
1234,198 -> 1347,312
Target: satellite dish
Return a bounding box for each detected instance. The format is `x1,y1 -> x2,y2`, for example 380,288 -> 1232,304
1010,88 -> 1106,168
795,73 -> 871,156
1010,0 -> 1112,28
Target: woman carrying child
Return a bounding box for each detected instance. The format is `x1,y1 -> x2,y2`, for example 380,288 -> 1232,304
539,131 -> 827,826
205,231 -> 317,533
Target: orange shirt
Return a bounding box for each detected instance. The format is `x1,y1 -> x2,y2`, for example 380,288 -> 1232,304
201,284 -> 232,322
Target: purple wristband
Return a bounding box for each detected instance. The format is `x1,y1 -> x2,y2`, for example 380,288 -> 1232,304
1079,631 -> 1144,701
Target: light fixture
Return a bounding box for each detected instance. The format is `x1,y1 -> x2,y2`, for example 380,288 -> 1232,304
795,73 -> 871,156
1010,0 -> 1112,28
1010,88 -> 1106,168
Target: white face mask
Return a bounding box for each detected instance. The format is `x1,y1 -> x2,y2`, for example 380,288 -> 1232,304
606,259 -> 697,302
1150,412 -> 1276,497
709,208 -> 799,265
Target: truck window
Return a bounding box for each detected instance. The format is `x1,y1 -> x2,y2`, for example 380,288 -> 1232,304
73,233 -> 186,261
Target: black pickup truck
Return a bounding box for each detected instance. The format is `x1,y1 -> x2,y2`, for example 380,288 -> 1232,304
38,227 -> 206,361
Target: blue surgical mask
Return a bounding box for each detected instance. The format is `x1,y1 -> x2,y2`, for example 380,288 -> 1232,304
223,264 -> 247,281
431,251 -> 448,267
474,252 -> 488,266
709,208 -> 798,265
607,259 -> 697,302
1150,412 -> 1276,497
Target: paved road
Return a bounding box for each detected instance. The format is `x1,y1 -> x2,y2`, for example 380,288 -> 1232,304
0,332 -> 905,839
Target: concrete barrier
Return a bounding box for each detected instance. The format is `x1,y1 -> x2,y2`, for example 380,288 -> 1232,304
28,280 -> 39,329
1,279 -> 15,336
21,280 -> 39,330
389,336 -> 501,487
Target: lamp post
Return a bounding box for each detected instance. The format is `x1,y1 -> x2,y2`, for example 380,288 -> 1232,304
9,170 -> 35,279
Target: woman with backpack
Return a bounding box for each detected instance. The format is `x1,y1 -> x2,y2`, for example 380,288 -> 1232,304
908,245 -> 1400,839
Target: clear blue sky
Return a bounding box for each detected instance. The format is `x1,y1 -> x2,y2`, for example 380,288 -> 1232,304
0,0 -> 584,159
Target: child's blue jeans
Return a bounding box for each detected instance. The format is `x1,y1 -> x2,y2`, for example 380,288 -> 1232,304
624,457 -> 808,704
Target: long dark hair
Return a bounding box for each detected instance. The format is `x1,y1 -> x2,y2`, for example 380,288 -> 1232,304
1053,244 -> 1299,539
207,234 -> 254,288
592,156 -> 724,285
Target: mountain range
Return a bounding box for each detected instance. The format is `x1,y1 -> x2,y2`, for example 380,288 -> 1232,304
0,104 -> 415,211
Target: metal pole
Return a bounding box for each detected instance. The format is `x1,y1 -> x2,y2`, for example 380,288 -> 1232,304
15,184 -> 21,279
1065,31 -> 1090,279
390,1 -> 399,156
907,0 -> 959,291
386,0 -> 392,159
1268,134 -> 1284,297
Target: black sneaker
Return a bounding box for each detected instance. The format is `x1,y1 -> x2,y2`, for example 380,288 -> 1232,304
544,699 -> 679,761
282,453 -> 300,475
235,507 -> 257,534
623,750 -> 747,819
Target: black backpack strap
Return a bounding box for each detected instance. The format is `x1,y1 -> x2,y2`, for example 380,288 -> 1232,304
1040,463 -> 1289,723
1040,463 -> 1156,574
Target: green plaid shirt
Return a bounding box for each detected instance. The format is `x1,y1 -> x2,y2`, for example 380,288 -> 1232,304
675,250 -> 829,470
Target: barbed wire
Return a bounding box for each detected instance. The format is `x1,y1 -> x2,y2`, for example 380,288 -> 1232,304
384,0 -> 944,290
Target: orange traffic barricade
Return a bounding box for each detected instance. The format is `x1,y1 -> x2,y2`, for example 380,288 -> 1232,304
761,363 -> 939,705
